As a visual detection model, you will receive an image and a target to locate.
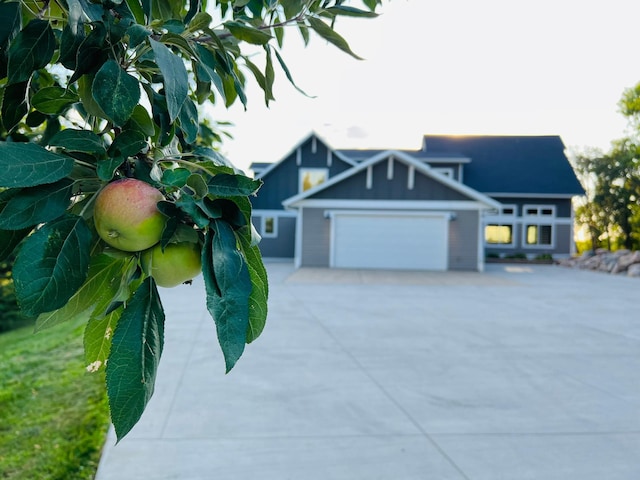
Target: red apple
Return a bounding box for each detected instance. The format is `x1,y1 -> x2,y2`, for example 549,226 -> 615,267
94,178 -> 166,252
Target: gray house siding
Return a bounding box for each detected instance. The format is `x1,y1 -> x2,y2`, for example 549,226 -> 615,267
299,208 -> 330,267
311,160 -> 470,201
448,210 -> 480,270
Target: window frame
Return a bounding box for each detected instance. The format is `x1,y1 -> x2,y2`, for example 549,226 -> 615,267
261,215 -> 278,238
299,168 -> 329,193
522,223 -> 554,248
485,224 -> 515,246
483,204 -> 517,248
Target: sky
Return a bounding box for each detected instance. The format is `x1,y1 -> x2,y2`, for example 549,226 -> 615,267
206,0 -> 640,173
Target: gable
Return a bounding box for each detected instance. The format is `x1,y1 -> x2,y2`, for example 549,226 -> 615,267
250,133 -> 355,210
284,151 -> 501,208
310,156 -> 469,201
423,135 -> 584,195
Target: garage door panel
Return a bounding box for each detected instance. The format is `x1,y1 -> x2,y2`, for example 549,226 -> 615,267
332,213 -> 448,270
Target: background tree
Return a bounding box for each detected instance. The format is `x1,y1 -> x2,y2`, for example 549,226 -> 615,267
0,0 -> 381,441
574,83 -> 640,251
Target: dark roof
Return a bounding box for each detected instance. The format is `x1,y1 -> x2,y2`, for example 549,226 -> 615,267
337,149 -> 469,163
250,162 -> 271,170
423,135 -> 584,195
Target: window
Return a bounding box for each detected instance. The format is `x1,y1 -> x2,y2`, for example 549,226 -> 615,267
524,224 -> 553,246
261,216 -> 278,238
523,205 -> 555,217
521,205 -> 555,247
299,168 -> 328,192
483,205 -> 516,247
485,224 -> 513,245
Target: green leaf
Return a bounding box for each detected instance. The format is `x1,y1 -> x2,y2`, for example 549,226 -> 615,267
84,307 -> 121,373
106,277 -> 165,442
0,142 -> 75,188
306,16 -> 363,60
69,23 -> 109,84
159,32 -> 196,57
92,60 -> 141,126
0,228 -> 31,262
177,97 -> 199,144
243,56 -> 272,106
202,221 -> 251,373
0,2 -> 20,48
126,23 -> 149,48
281,0 -> 304,19
149,38 -> 188,122
152,0 -> 181,20
193,147 -> 237,170
273,49 -> 312,97
7,19 -> 55,84
59,22 -> 86,70
13,215 -> 92,317
175,195 -> 210,228
125,0 -> 146,25
237,229 -> 268,343
78,74 -> 107,118
362,0 -> 381,10
186,173 -> 209,199
161,167 -> 190,188
208,173 -> 262,197
48,129 -> 106,156
324,5 -> 379,18
264,46 -> 275,104
0,178 -> 74,230
194,44 -> 226,102
187,12 -> 212,32
124,105 -> 155,136
1,82 -> 28,131
97,158 -> 124,182
31,86 -> 80,115
35,253 -> 135,331
108,129 -> 147,158
225,21 -> 272,45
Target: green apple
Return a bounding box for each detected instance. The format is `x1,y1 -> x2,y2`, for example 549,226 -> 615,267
141,241 -> 202,288
94,178 -> 166,252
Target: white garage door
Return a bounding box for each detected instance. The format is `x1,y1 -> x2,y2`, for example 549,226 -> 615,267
332,212 -> 449,270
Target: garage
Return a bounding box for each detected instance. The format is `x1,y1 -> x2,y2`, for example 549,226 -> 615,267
330,211 -> 449,270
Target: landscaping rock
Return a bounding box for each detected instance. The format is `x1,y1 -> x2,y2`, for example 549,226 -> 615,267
560,249 -> 640,278
628,263 -> 640,277
612,251 -> 640,274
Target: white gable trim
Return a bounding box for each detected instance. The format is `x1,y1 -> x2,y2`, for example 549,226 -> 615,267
292,199 -> 492,211
283,149 -> 501,210
255,131 -> 357,180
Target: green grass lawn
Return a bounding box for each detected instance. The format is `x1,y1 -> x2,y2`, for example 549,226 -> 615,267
0,318 -> 110,480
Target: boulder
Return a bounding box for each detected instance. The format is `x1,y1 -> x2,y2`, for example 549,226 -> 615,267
560,249 -> 640,278
628,263 -> 640,277
612,251 -> 640,274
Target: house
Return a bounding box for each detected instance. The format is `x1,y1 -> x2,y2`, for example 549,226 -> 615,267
250,132 -> 584,271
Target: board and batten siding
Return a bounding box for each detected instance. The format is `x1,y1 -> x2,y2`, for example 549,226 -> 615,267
310,159 -> 470,202
251,136 -> 353,211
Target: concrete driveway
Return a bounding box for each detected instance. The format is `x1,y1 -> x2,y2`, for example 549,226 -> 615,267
95,263 -> 640,480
